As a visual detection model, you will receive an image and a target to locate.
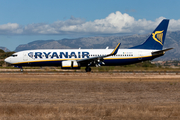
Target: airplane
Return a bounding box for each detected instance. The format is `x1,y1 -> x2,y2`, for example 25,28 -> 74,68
5,19 -> 172,72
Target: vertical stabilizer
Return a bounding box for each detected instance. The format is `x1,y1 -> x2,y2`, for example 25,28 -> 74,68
130,19 -> 169,50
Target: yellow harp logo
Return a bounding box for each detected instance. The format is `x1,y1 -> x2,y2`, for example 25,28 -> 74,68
152,30 -> 164,45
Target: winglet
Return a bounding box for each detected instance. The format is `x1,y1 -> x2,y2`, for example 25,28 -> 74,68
110,43 -> 121,55
77,43 -> 121,63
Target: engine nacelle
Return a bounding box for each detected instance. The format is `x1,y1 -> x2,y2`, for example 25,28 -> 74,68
61,60 -> 80,69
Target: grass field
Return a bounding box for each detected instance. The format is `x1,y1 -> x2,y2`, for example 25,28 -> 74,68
0,73 -> 180,119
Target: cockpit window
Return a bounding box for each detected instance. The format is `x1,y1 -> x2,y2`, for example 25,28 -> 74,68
11,54 -> 18,57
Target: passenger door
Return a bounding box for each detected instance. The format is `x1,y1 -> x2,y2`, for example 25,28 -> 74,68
23,52 -> 28,61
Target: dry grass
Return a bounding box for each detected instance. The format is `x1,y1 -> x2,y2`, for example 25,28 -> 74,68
0,103 -> 180,120
0,73 -> 180,119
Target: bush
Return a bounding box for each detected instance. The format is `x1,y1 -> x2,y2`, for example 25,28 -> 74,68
0,49 -> 5,53
0,52 -> 15,59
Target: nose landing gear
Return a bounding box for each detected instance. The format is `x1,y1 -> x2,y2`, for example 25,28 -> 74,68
14,66 -> 23,72
20,68 -> 23,72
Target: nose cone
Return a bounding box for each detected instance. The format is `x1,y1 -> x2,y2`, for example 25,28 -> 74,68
4,57 -> 11,64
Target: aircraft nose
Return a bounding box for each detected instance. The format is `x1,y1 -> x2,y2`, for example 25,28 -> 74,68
4,57 -> 11,64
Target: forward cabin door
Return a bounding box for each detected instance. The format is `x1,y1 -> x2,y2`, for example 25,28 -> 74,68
23,52 -> 28,61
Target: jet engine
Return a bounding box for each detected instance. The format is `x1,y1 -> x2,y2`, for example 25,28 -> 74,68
61,60 -> 80,69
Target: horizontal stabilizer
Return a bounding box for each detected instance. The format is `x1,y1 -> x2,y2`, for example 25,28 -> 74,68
152,48 -> 173,56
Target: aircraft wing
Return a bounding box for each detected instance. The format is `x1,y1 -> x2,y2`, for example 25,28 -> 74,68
77,43 -> 121,65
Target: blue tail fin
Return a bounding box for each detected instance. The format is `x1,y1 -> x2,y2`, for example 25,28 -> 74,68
130,19 -> 169,50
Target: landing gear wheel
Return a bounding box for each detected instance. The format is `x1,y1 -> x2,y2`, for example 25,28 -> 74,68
20,68 -> 23,72
85,67 -> 91,72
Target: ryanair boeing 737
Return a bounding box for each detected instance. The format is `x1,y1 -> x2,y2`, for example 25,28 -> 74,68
5,19 -> 172,72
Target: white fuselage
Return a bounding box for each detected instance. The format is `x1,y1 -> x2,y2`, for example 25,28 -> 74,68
5,49 -> 158,67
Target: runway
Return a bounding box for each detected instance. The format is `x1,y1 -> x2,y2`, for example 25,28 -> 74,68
0,68 -> 180,74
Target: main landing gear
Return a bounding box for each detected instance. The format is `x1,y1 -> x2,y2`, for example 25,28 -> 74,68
85,66 -> 91,72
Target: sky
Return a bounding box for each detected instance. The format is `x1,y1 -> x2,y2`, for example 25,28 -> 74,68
1,0 -> 180,51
